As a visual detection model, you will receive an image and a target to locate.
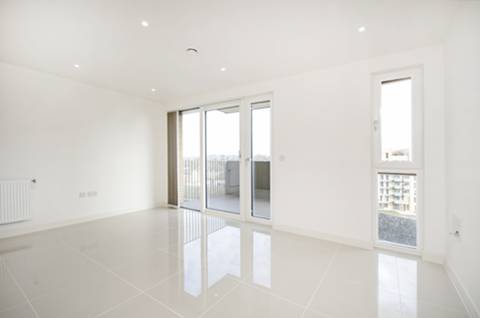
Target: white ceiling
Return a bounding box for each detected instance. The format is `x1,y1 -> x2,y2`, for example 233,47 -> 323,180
0,0 -> 460,103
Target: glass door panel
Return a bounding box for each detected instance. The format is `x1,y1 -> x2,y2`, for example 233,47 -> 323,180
179,110 -> 201,210
205,106 -> 240,214
251,101 -> 271,219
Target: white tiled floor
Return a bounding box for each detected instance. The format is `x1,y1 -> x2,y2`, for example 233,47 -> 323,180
0,208 -> 468,318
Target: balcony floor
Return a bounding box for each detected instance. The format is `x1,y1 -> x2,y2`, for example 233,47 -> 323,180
181,189 -> 270,219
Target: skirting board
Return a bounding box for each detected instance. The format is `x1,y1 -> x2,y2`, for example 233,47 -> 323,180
273,224 -> 373,250
0,205 -> 159,240
446,262 -> 480,318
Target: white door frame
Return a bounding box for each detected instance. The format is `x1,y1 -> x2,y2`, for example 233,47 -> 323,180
177,93 -> 273,225
202,100 -> 243,219
244,94 -> 273,226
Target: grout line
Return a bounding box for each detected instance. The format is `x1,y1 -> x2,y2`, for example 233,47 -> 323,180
93,292 -> 144,318
61,240 -> 184,317
236,278 -> 307,309
60,240 -> 144,293
141,269 -> 185,315
143,270 -> 183,293
94,269 -> 184,318
197,282 -> 242,318
300,245 -> 340,318
142,292 -> 184,317
200,280 -> 242,314
3,260 -> 41,318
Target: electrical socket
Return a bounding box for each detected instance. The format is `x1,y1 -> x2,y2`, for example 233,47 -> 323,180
79,192 -> 86,198
87,191 -> 97,197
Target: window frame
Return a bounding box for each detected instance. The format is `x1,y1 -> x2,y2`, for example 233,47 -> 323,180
372,68 -> 423,170
373,169 -> 423,253
372,67 -> 424,254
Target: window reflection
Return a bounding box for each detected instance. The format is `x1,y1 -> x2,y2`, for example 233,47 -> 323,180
207,217 -> 240,287
181,211 -> 273,297
253,231 -> 271,288
397,256 -> 418,316
183,211 -> 202,297
377,253 -> 417,317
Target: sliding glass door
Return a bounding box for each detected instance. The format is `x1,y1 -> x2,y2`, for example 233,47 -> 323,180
177,96 -> 272,223
205,105 -> 241,214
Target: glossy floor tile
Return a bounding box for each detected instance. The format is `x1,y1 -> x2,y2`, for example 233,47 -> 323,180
201,284 -> 304,318
30,271 -> 139,318
0,257 -> 27,312
96,295 -> 180,318
147,272 -> 239,318
110,250 -> 180,290
0,208 -> 468,318
0,304 -> 38,318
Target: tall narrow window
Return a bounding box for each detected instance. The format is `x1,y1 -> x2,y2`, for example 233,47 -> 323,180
374,69 -> 422,250
380,78 -> 412,162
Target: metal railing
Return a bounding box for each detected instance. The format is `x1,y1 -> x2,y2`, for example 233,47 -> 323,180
182,157 -> 240,202
181,156 -> 270,204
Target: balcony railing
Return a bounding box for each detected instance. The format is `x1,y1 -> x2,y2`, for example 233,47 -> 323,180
181,157 -> 239,206
180,156 -> 270,214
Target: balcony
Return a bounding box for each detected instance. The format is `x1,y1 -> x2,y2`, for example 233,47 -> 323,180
180,157 -> 270,218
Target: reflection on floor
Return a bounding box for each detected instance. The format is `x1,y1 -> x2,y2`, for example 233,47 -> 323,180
182,189 -> 271,219
181,199 -> 201,211
0,208 -> 467,318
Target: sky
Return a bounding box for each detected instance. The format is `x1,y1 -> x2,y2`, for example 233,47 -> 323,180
380,79 -> 412,160
181,107 -> 271,159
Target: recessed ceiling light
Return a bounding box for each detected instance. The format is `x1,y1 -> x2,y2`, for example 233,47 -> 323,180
141,20 -> 149,27
151,88 -> 157,92
186,48 -> 199,55
358,26 -> 366,33
220,67 -> 227,72
73,64 -> 80,68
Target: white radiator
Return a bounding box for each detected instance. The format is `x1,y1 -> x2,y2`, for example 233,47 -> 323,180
0,179 -> 33,225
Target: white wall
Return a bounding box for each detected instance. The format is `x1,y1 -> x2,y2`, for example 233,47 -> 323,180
166,46 -> 447,260
445,2 -> 480,316
0,62 -> 165,238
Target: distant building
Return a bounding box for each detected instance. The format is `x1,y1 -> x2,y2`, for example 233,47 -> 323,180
378,173 -> 416,215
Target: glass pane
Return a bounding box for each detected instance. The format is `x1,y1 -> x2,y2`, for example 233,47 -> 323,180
205,106 -> 240,213
377,173 -> 417,247
380,78 -> 412,162
251,102 -> 271,219
180,111 -> 201,210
